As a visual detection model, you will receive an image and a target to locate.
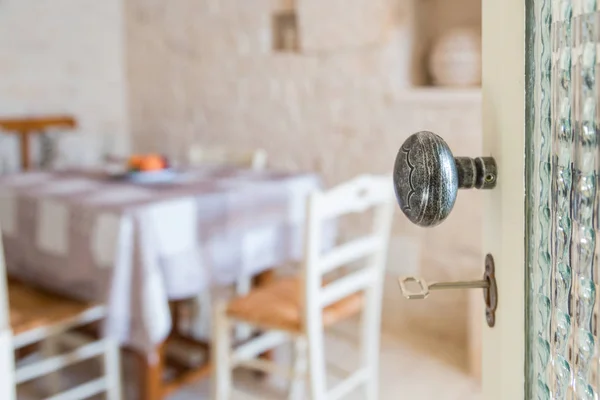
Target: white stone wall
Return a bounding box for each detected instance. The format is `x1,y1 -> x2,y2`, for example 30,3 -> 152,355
127,0 -> 483,348
0,0 -> 129,170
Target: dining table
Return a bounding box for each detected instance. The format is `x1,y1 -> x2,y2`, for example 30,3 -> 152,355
0,165 -> 327,399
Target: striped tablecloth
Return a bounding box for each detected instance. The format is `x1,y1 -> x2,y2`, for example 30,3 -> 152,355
0,167 -> 321,355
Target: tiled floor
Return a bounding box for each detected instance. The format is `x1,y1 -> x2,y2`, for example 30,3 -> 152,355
18,325 -> 480,400
169,326 -> 481,400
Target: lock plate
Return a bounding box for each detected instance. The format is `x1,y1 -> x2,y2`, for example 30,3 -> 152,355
483,254 -> 498,328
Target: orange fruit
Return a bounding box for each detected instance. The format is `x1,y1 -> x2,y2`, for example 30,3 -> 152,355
140,155 -> 164,171
128,155 -> 143,170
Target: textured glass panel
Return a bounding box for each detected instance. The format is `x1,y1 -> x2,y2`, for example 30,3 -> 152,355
551,1 -> 574,397
528,0 -> 600,398
572,3 -> 598,399
530,0 -> 553,397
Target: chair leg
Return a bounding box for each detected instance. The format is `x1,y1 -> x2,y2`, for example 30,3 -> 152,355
212,302 -> 232,400
0,331 -> 17,400
306,317 -> 326,400
104,338 -> 122,400
234,276 -> 253,342
287,336 -> 307,400
192,292 -> 212,340
40,337 -> 61,395
361,287 -> 382,400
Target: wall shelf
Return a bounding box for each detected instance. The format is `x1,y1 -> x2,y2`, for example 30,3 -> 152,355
396,87 -> 482,103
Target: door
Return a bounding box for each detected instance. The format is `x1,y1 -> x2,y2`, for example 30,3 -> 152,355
485,0 -> 600,398
482,0 -> 600,396
394,0 -> 600,398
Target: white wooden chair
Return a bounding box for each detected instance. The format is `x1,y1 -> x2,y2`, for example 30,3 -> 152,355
0,224 -> 16,400
186,145 -> 269,342
212,175 -> 395,400
0,224 -> 121,400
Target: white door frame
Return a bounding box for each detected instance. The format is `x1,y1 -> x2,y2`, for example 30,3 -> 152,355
481,0 -> 526,398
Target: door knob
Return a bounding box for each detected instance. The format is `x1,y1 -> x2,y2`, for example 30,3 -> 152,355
393,131 -> 497,227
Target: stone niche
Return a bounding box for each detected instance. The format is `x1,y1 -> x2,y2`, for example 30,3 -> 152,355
270,0 -> 482,87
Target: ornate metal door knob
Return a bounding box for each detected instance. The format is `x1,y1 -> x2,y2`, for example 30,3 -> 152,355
393,131 -> 497,227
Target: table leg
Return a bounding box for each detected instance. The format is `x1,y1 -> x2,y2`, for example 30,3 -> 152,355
254,270 -> 275,362
19,131 -> 30,170
135,343 -> 165,400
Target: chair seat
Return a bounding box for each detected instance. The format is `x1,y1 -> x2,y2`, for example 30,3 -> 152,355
226,276 -> 363,333
9,281 -> 96,335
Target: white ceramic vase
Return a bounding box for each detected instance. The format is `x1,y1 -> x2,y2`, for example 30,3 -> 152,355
428,27 -> 481,87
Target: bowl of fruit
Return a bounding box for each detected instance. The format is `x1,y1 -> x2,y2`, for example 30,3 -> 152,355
124,154 -> 177,183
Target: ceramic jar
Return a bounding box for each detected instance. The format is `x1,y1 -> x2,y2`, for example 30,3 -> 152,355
428,28 -> 481,87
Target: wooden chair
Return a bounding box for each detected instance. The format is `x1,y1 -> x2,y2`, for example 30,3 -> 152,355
184,145 -> 269,341
0,224 -> 121,399
212,175 -> 395,400
0,115 -> 77,170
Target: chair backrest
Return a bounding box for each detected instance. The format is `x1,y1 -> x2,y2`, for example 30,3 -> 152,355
301,174 -> 395,323
188,145 -> 268,170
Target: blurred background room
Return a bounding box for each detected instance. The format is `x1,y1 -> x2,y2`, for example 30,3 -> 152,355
0,0 -> 483,399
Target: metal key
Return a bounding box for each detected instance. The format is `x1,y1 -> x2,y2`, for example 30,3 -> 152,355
399,276 -> 491,300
